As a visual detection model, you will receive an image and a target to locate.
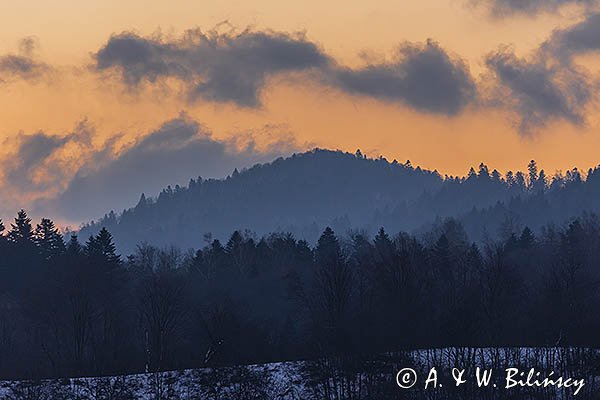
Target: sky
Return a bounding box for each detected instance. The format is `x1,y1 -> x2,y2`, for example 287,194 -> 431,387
1,0 -> 600,228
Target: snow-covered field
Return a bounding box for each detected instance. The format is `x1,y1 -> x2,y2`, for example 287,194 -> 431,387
0,348 -> 597,399
0,362 -> 297,399
0,361 -> 305,400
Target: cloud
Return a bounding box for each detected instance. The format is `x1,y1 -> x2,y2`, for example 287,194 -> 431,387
95,29 -> 478,115
18,37 -> 37,56
485,47 -> 591,133
471,0 -> 596,17
2,122 -> 94,195
4,133 -> 69,191
0,37 -> 49,83
38,115 -> 299,221
543,13 -> 600,61
329,40 -> 476,115
483,12 -> 600,133
95,28 -> 329,107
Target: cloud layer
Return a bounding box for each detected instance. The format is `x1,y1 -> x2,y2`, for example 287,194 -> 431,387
2,121 -> 93,197
0,116 -> 299,222
95,30 -> 477,115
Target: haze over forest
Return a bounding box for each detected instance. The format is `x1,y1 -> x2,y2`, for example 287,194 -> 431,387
79,148 -> 600,254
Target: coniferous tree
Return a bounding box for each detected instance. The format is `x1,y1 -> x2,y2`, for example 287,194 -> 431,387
528,160 -> 538,189
373,227 -> 393,261
491,169 -> 501,181
506,171 -> 515,186
66,234 -> 82,257
515,171 -> 526,190
0,219 -> 5,248
0,219 -> 6,287
313,227 -> 352,352
8,210 -> 34,247
315,227 -> 344,269
478,163 -> 490,178
95,228 -> 121,267
84,234 -> 100,259
84,228 -> 120,267
519,227 -> 535,248
34,218 -> 66,260
537,169 -> 547,193
225,231 -> 248,274
467,167 -> 477,180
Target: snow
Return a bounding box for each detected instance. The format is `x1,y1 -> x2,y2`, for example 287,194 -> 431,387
0,348 -> 597,399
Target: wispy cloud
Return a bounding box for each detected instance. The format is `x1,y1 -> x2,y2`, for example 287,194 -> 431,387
485,46 -> 591,133
0,37 -> 50,83
483,11 -> 600,133
0,115 -> 301,222
2,121 -> 94,196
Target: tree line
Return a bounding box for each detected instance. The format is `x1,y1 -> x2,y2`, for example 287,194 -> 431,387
81,149 -> 600,255
1,209 -> 600,381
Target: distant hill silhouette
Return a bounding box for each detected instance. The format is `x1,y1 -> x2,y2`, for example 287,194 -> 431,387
79,148 -> 600,253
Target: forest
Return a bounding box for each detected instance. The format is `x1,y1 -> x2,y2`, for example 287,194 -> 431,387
80,149 -> 600,254
1,208 -> 600,387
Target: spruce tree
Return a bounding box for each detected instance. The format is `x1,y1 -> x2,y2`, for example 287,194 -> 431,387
0,219 -> 5,245
225,231 -> 243,255
315,227 -> 344,268
34,218 -> 66,260
95,227 -> 121,266
66,234 -> 82,257
8,210 -> 35,247
528,160 -> 538,189
84,234 -> 99,258
314,227 -> 351,338
374,227 -> 393,264
519,227 -> 535,249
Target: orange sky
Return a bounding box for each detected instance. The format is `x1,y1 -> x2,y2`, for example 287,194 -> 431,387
0,0 -> 599,224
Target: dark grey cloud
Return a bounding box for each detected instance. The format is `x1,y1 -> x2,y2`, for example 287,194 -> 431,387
0,37 -> 49,82
44,116 -> 298,221
330,40 -> 476,115
543,13 -> 600,61
96,29 -> 478,115
95,29 -> 329,107
484,12 -> 600,133
485,48 -> 590,133
472,0 -> 595,17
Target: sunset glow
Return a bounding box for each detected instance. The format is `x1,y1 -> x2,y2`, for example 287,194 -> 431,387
1,0 -> 599,224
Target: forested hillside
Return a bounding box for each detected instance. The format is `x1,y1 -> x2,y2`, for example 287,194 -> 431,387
81,148 -> 600,253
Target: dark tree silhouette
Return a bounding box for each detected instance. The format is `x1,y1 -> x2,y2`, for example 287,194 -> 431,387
34,218 -> 66,260
8,209 -> 35,248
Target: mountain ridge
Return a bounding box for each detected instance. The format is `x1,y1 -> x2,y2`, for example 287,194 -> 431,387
79,148 -> 600,253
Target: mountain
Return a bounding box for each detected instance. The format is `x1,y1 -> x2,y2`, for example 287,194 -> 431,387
79,148 -> 600,253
